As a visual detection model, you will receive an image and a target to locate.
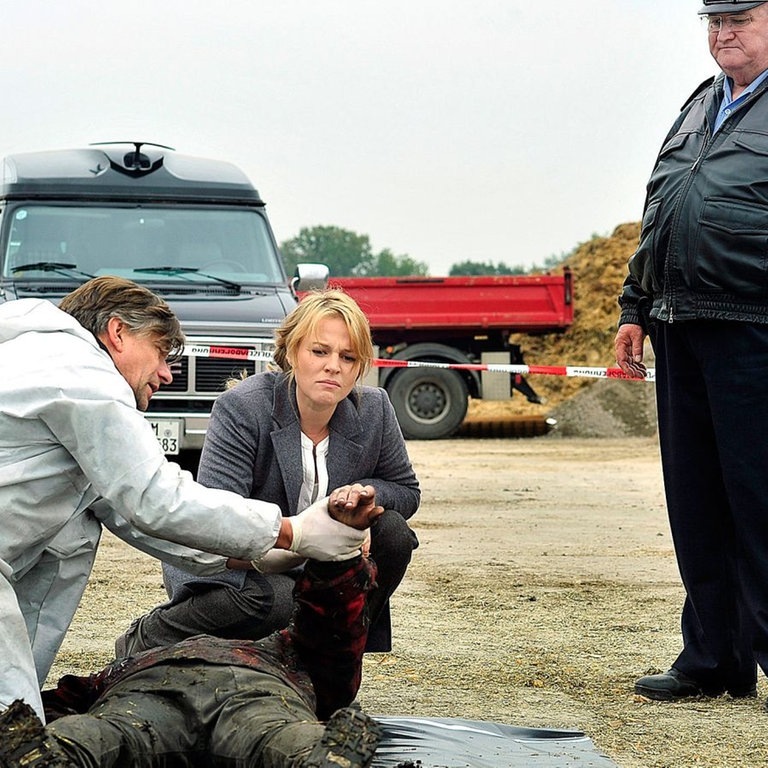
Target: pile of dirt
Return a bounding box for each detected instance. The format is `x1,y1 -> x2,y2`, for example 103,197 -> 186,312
469,222 -> 657,438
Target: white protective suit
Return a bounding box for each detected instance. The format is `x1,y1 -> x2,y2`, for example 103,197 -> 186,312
0,299 -> 283,720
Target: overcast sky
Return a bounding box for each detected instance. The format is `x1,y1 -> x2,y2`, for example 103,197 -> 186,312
6,1 -> 718,275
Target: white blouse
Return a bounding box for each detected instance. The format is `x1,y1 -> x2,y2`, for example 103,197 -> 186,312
298,432 -> 330,511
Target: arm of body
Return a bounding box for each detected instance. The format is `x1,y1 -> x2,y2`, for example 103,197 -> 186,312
289,485 -> 382,719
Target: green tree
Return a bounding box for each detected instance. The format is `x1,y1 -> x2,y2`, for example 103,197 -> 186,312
365,248 -> 429,277
280,225 -> 428,277
448,260 -> 526,276
280,226 -> 374,277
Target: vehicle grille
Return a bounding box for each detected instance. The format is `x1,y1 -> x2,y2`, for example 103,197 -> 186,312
158,345 -> 271,396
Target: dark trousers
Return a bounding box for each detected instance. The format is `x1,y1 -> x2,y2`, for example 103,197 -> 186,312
48,664 -> 323,768
651,320 -> 768,693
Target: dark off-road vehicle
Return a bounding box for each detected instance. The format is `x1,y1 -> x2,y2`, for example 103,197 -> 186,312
0,141 -> 326,458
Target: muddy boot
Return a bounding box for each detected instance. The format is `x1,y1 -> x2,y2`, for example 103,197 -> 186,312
301,707 -> 381,768
0,700 -> 69,767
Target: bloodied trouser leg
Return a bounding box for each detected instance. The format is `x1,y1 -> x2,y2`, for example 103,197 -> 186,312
209,671 -> 381,768
46,665 -> 325,768
46,666 -> 213,767
209,667 -> 325,767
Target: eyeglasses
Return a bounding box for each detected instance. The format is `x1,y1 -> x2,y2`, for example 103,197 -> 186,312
704,14 -> 755,32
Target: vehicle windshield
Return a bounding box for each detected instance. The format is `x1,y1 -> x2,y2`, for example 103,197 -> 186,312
2,205 -> 285,284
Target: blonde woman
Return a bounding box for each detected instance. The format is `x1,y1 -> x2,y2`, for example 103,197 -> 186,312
117,289 -> 420,655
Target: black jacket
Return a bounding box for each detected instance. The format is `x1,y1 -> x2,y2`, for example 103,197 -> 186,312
619,73 -> 768,328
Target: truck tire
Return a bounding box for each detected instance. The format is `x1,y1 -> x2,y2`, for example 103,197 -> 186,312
387,367 -> 469,440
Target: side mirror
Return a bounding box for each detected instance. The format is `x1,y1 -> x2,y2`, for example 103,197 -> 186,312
291,262 -> 330,297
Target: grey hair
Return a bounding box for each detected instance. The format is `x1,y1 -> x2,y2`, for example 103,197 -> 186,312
59,275 -> 185,361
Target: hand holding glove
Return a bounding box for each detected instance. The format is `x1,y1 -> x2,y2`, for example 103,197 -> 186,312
288,496 -> 367,561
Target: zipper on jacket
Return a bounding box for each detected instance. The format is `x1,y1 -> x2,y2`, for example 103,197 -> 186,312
662,107 -> 719,323
657,301 -> 673,323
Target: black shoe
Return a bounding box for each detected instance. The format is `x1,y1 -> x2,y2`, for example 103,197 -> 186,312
0,700 -> 69,767
634,668 -> 713,701
728,684 -> 757,699
302,707 -> 382,768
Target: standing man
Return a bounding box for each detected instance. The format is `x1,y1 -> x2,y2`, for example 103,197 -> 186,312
615,0 -> 768,703
0,276 -> 367,721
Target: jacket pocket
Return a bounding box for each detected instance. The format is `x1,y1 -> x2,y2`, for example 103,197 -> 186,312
692,198 -> 768,297
732,131 -> 768,157
629,198 -> 663,294
658,131 -> 689,159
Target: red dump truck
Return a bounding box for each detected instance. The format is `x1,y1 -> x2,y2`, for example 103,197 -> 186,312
324,270 -> 574,439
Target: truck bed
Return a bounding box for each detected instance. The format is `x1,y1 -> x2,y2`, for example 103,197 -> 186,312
330,271 -> 573,335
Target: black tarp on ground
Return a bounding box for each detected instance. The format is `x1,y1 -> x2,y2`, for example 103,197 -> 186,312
371,717 -> 621,767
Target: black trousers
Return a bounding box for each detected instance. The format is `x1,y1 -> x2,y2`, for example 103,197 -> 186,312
651,320 -> 768,693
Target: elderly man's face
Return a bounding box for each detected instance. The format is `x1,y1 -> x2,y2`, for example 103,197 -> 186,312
112,327 -> 173,411
708,4 -> 768,86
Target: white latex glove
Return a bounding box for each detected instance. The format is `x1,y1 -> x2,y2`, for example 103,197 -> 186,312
251,549 -> 307,574
288,496 -> 367,561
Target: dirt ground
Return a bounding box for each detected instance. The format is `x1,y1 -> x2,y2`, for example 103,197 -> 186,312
46,223 -> 767,766
48,427 -> 768,768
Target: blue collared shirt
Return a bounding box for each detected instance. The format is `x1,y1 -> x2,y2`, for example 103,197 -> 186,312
714,68 -> 768,132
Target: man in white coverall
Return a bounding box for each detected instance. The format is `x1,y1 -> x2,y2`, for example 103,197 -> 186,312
0,275 -> 367,722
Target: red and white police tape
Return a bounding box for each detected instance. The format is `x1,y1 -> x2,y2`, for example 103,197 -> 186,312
185,344 -> 656,382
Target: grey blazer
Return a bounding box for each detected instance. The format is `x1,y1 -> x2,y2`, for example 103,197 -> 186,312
198,370 -> 420,516
165,371 -> 420,592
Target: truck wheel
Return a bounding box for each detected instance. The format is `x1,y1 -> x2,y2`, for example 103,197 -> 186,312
388,368 -> 469,439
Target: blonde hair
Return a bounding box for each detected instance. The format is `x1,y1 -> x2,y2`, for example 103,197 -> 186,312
273,289 -> 374,381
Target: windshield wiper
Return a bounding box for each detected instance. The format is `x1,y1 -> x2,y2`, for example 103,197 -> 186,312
11,262 -> 96,279
133,266 -> 241,291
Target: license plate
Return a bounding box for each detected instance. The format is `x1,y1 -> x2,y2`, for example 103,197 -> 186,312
148,419 -> 181,455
